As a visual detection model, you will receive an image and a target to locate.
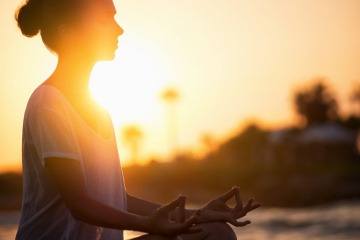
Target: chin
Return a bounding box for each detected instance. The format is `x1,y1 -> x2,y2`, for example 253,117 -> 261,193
104,54 -> 116,61
98,51 -> 116,61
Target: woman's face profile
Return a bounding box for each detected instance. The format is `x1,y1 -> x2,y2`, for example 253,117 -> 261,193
68,0 -> 123,61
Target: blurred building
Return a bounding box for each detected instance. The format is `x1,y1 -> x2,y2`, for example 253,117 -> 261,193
266,122 -> 359,165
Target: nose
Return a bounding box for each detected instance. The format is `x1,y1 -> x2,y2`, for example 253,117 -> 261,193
115,21 -> 124,37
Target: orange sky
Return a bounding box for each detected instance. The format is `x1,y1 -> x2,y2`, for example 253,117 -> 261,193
1,0 -> 360,172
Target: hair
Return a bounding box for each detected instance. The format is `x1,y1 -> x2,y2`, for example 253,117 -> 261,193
15,0 -> 80,52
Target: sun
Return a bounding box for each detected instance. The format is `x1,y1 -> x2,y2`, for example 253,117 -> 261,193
90,39 -> 171,123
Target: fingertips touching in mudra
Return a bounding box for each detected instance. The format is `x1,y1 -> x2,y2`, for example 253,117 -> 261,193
198,186 -> 261,227
146,195 -> 202,237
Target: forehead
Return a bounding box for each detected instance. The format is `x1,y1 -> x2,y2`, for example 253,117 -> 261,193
83,0 -> 116,14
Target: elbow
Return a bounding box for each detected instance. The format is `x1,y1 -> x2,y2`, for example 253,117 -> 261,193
62,195 -> 89,222
69,208 -> 84,221
66,202 -> 86,221
126,192 -> 133,201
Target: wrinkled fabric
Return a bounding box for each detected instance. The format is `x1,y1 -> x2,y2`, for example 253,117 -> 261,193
16,85 -> 127,240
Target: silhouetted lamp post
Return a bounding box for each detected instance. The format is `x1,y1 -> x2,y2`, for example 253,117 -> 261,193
122,125 -> 143,164
161,87 -> 180,156
350,84 -> 360,117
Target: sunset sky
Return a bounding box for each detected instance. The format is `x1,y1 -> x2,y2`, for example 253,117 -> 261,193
1,0 -> 360,171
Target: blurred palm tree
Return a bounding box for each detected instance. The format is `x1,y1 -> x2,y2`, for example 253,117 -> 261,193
348,84 -> 360,152
350,83 -> 360,117
293,79 -> 338,127
200,133 -> 216,156
122,125 -> 143,164
161,87 -> 180,156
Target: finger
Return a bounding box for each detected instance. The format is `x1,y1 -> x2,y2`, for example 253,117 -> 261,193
236,201 -> 261,219
162,209 -> 200,237
234,199 -> 253,218
158,195 -> 184,215
174,210 -> 201,234
177,196 -> 186,223
243,199 -> 254,211
234,187 -> 243,211
248,203 -> 262,212
184,209 -> 201,226
244,199 -> 261,213
239,199 -> 254,216
232,220 -> 251,227
219,186 -> 237,202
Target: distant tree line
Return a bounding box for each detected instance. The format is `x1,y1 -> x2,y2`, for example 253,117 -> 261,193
123,79 -> 360,207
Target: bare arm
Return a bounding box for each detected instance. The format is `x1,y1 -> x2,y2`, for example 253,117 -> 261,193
45,157 -> 199,236
127,193 -> 162,216
45,157 -> 147,231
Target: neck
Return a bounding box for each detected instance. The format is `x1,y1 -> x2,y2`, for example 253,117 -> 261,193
46,52 -> 96,98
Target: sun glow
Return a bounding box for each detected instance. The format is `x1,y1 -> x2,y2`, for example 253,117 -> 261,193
90,40 -> 170,126
89,39 -> 172,163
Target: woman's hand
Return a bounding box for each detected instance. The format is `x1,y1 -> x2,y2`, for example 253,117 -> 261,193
145,195 -> 201,237
199,186 -> 261,227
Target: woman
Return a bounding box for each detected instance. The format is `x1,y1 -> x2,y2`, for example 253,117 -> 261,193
15,0 -> 260,239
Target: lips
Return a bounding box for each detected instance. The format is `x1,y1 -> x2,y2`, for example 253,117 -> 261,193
113,40 -> 119,49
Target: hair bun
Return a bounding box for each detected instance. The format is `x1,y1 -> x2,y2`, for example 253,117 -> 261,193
15,0 -> 42,37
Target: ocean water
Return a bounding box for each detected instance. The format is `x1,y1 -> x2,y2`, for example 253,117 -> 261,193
1,201 -> 360,240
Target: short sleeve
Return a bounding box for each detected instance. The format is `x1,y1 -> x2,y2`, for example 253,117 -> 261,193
29,106 -> 82,166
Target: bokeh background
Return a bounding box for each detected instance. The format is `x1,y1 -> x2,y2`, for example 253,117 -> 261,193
1,0 -> 360,239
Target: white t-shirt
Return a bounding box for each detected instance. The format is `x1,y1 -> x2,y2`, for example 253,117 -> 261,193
16,85 -> 127,240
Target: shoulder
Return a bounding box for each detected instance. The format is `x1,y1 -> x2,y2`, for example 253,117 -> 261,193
28,85 -> 68,109
25,85 -> 71,118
